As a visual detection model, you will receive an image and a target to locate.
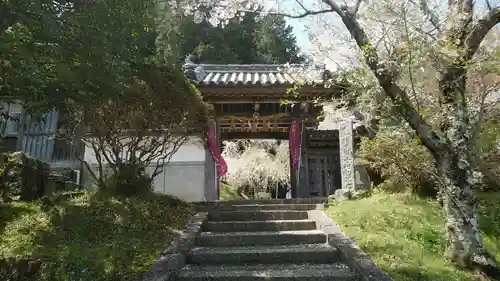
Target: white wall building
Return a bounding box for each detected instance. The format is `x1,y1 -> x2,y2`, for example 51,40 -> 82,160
82,137 -> 218,202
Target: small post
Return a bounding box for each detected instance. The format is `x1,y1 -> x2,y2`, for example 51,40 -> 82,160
338,119 -> 356,198
16,112 -> 27,151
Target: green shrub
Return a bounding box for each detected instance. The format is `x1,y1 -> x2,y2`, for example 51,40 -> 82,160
102,162 -> 152,197
0,152 -> 50,202
475,118 -> 500,190
0,194 -> 194,281
357,125 -> 437,196
0,257 -> 42,281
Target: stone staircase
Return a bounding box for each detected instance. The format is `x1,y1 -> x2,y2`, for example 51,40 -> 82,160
175,200 -> 358,280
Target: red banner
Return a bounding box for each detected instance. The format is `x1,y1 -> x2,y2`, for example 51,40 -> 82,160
289,119 -> 301,169
208,126 -> 227,177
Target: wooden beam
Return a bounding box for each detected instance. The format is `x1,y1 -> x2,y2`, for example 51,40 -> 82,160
211,100 -> 283,104
221,131 -> 289,140
197,84 -> 346,95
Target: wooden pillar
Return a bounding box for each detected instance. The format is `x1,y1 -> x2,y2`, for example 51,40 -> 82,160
215,119 -> 221,200
289,104 -> 302,198
302,123 -> 309,198
290,150 -> 297,198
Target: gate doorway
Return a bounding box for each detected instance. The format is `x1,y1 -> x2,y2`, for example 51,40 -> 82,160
184,63 -> 347,199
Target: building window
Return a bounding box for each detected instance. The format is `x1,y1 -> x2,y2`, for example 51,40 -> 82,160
3,112 -> 21,136
1,102 -> 23,137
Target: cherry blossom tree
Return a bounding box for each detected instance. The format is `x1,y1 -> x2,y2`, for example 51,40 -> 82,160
167,0 -> 500,275
223,140 -> 290,198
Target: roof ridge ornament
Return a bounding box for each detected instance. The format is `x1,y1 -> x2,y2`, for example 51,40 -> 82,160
184,53 -> 195,65
182,53 -> 203,83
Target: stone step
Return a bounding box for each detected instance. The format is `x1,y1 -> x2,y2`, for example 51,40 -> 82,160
177,263 -> 357,281
208,210 -> 309,221
197,230 -> 326,247
203,220 -> 317,232
213,204 -> 320,211
195,198 -> 328,207
187,244 -> 340,265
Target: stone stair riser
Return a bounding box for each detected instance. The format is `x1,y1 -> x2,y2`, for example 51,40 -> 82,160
197,232 -> 326,247
173,202 -> 359,281
194,198 -> 327,207
203,220 -> 316,232
176,276 -> 355,281
208,211 -> 309,221
213,204 -> 319,211
187,251 -> 340,265
176,264 -> 358,281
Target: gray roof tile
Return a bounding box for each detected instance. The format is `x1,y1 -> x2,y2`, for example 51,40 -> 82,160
186,64 -> 325,86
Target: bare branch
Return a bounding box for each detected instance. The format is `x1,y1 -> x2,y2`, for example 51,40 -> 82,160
294,0 -> 308,13
408,0 -> 441,31
445,0 -> 474,47
402,5 -> 421,113
150,135 -> 187,179
353,0 -> 365,15
470,80 -> 500,145
486,0 -> 493,11
321,0 -> 344,16
245,7 -> 335,19
319,1 -> 447,154
464,7 -> 500,60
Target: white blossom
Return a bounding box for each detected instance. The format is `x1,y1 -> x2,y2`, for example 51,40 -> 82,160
222,140 -> 290,194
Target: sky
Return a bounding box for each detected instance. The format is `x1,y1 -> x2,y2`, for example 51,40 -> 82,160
264,0 -> 313,52
275,0 -> 498,54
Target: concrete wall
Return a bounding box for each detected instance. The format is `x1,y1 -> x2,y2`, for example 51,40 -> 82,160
83,136 -> 206,164
82,137 -> 214,202
147,162 -> 206,202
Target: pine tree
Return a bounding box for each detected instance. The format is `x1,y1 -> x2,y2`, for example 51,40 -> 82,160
170,13 -> 304,64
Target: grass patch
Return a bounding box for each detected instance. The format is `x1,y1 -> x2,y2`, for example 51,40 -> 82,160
219,183 -> 244,201
326,192 -> 500,281
0,193 -> 194,281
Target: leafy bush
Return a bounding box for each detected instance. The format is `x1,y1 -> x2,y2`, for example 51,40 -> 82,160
0,152 -> 50,202
102,162 -> 152,197
0,193 -> 193,281
357,124 -> 437,196
475,118 -> 500,190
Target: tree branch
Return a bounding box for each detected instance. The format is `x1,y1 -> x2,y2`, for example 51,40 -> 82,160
402,6 -> 421,113
320,1 -> 446,154
321,0 -> 344,16
445,0 -> 474,48
294,0 -> 309,13
485,0 -> 493,11
246,7 -> 334,19
150,135 -> 187,179
408,0 -> 441,31
353,0 -> 364,15
464,7 -> 500,60
470,80 -> 500,148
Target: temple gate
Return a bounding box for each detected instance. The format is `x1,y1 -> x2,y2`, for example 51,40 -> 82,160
184,63 -> 357,199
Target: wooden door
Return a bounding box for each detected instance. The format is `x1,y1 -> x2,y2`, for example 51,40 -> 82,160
308,156 -> 328,197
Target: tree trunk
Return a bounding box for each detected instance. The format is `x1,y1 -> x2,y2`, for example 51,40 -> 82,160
437,63 -> 500,276
316,0 -> 500,276
436,151 -> 499,277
